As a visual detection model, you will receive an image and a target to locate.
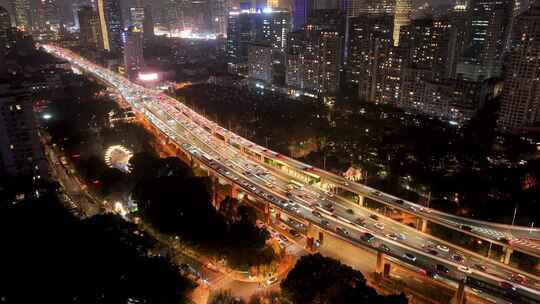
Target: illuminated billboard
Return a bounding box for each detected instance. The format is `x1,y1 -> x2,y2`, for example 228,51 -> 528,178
138,72 -> 159,81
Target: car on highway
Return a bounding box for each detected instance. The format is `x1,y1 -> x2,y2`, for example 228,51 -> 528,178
403,253 -> 417,262
323,203 -> 335,212
336,227 -> 349,236
497,236 -> 510,244
310,203 -> 321,208
386,233 -> 403,241
346,209 -> 354,214
436,245 -> 450,252
473,264 -> 487,271
370,214 -> 379,221
354,217 -> 367,227
379,244 -> 391,253
452,254 -> 464,262
511,274 -> 528,285
499,281 -> 516,291
460,225 -> 473,231
312,210 -> 322,218
289,229 -> 301,239
361,233 -> 375,242
427,249 -> 438,256
436,264 -> 449,274
374,223 -> 385,230
457,266 -> 472,274
394,199 -> 404,205
320,220 -> 330,227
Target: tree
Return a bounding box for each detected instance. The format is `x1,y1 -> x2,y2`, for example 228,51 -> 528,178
209,290 -> 245,304
0,186 -> 194,304
133,161 -> 274,269
281,254 -> 407,304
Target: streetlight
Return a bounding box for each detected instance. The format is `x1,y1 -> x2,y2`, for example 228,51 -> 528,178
511,204 -> 518,226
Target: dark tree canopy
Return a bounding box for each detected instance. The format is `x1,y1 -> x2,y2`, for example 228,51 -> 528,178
132,162 -> 275,269
281,254 -> 407,304
0,186 -> 194,304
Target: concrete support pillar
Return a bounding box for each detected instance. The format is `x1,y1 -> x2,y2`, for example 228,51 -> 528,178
383,263 -> 391,278
264,202 -> 271,225
452,279 -> 466,304
275,209 -> 281,225
419,218 -> 428,233
358,195 -> 364,206
210,174 -> 219,209
502,247 -> 513,265
306,236 -> 314,251
376,251 -> 385,274
230,184 -> 238,200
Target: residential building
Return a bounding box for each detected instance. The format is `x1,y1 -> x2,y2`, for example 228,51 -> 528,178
346,14 -> 394,103
285,26 -> 342,102
96,0 -> 123,52
0,83 -> 48,177
456,0 -> 513,81
12,0 -> 31,30
78,6 -> 102,49
499,2 -> 540,130
0,6 -> 11,47
227,9 -> 290,74
143,5 -> 154,40
248,43 -> 273,84
123,27 -> 144,79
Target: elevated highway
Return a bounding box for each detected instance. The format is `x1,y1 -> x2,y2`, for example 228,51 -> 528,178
43,44 -> 540,303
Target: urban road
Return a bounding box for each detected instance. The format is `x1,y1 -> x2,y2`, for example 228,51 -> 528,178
43,44 -> 540,303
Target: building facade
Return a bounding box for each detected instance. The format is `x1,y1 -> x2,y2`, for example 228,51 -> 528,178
0,83 -> 48,177
456,0 -> 513,81
499,2 -> 540,130
123,27 -> 144,79
227,9 -> 290,75
97,0 -> 123,52
78,6 -> 102,49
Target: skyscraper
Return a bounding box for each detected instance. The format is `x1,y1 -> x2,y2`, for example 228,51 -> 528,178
97,0 -> 123,52
285,23 -> 343,102
346,14 -> 394,102
0,6 -> 11,46
311,0 -> 339,10
227,9 -> 291,74
456,0 -> 513,81
393,0 -> 411,46
248,43 -> 273,83
399,18 -> 456,81
78,6 -> 102,49
123,27 -> 144,79
210,0 -> 228,36
0,83 -> 49,177
293,0 -> 311,30
499,2 -> 540,129
0,7 -> 8,79
143,5 -> 154,40
268,0 -> 280,8
129,6 -> 145,29
12,0 -> 31,30
42,0 -> 61,29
